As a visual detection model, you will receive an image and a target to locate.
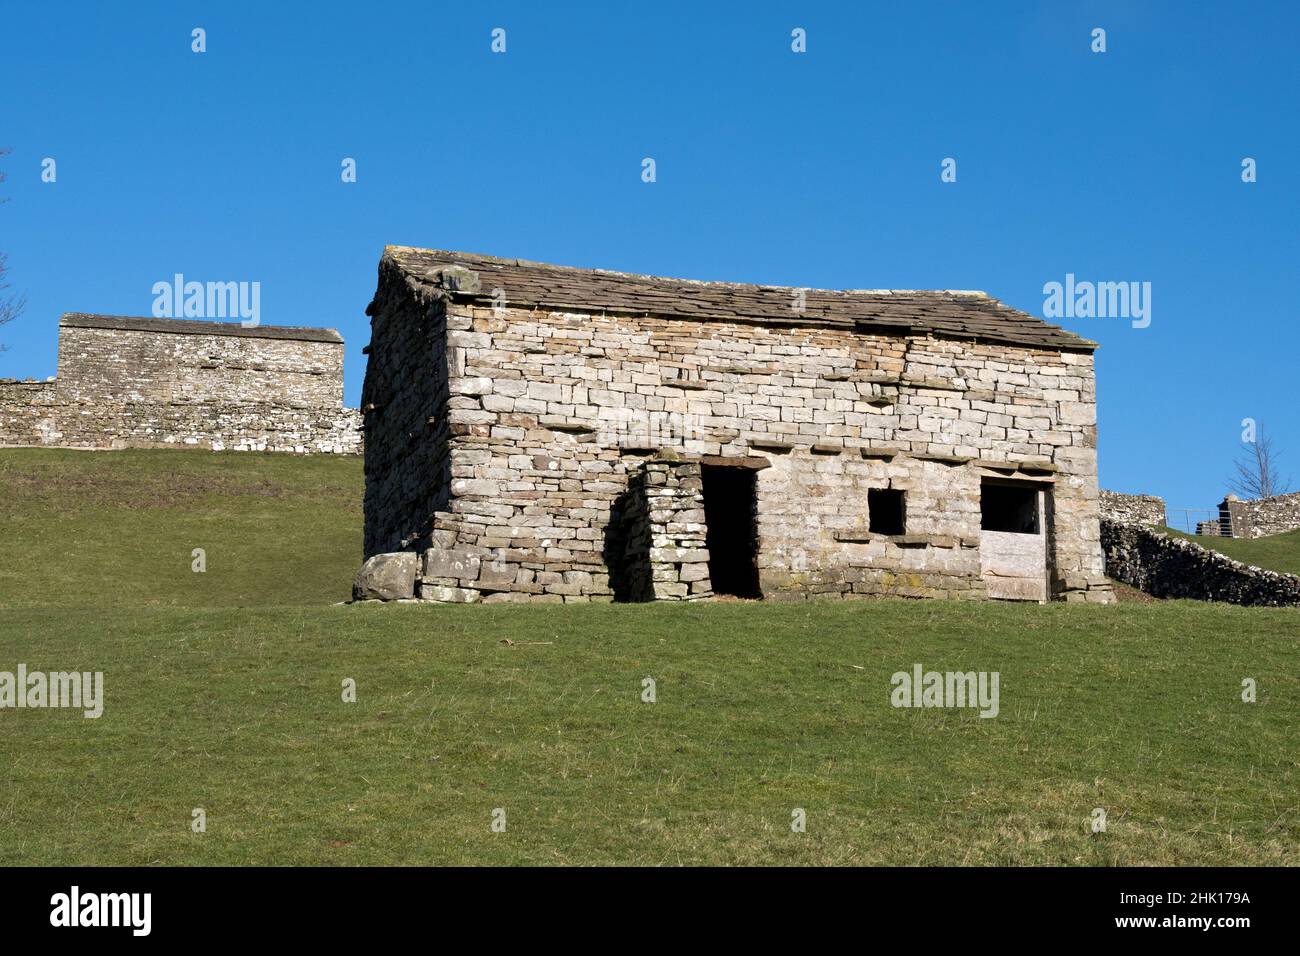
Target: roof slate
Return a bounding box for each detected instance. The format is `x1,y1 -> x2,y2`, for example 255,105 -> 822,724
383,246 -> 1096,353
60,313 -> 343,344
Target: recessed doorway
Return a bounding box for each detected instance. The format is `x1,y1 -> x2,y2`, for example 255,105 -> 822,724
701,465 -> 761,598
979,478 -> 1049,602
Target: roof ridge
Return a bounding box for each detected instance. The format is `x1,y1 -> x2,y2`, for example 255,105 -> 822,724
384,246 -> 992,299
382,247 -> 1097,352
59,313 -> 344,344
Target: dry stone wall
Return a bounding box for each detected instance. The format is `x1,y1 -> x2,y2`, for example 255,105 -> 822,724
41,402 -> 360,453
0,316 -> 360,454
1099,490 -> 1166,526
362,278 -> 1112,604
614,459 -> 714,601
1102,518 -> 1300,606
1222,492 -> 1300,539
361,265 -> 452,555
0,380 -> 59,446
1197,518 -> 1230,537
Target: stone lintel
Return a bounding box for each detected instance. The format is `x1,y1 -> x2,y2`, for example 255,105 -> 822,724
860,446 -> 901,459
833,531 -> 876,543
699,454 -> 771,471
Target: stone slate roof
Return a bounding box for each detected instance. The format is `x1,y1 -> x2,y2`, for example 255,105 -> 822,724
384,246 -> 1096,353
60,313 -> 343,344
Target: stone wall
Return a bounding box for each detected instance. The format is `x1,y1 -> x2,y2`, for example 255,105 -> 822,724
0,315 -> 360,454
622,459 -> 714,601
56,320 -> 344,407
1221,492 -> 1300,539
0,379 -> 59,446
33,402 -> 361,453
360,263 -> 452,554
1099,489 -> 1166,526
1102,517 -> 1300,607
362,275 -> 1112,604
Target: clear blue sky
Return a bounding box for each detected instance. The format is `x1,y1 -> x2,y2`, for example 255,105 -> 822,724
2,1 -> 1296,515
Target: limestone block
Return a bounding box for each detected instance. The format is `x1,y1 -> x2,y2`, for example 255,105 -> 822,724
420,584 -> 482,603
423,548 -> 481,583
478,560 -> 519,590
353,551 -> 418,601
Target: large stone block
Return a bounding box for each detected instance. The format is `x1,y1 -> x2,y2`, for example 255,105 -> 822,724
423,548 -> 481,583
420,584 -> 482,603
478,560 -> 519,590
353,551 -> 418,601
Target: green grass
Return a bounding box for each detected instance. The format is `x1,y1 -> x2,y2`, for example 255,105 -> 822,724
0,448 -> 362,607
1165,526 -> 1300,578
1,448 -> 1297,866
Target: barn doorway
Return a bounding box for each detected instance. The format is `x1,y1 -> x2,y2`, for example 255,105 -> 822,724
979,478 -> 1049,602
701,465 -> 761,598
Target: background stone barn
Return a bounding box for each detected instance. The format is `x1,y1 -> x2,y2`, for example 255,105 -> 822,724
357,247 -> 1113,605
1,314 -> 360,453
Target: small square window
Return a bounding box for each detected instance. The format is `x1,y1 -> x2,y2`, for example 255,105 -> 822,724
869,488 -> 906,535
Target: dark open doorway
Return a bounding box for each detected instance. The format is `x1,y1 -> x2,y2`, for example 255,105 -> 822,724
701,465 -> 761,598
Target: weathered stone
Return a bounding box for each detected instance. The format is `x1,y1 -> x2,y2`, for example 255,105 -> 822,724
353,551 -> 418,601
1,316 -> 361,455
1102,518 -> 1300,607
432,265 -> 482,294
1220,491 -> 1300,539
419,584 -> 481,603
477,560 -> 518,590
356,247 -> 1109,606
679,562 -> 710,582
1099,490 -> 1165,526
423,548 -> 480,582
483,591 -> 530,604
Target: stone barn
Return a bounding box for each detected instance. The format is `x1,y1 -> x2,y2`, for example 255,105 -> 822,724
356,246 -> 1113,605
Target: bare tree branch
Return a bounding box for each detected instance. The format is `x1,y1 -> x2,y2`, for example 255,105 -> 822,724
0,146 -> 26,350
1228,425 -> 1292,500
0,252 -> 26,328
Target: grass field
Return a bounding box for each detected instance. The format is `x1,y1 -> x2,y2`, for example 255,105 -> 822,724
1165,526 -> 1300,578
1,448 -> 1297,866
0,448 -> 362,608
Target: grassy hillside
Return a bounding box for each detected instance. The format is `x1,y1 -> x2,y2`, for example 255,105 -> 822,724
1165,526 -> 1300,577
0,448 -> 362,607
2,600 -> 1296,866
1,448 -> 1297,866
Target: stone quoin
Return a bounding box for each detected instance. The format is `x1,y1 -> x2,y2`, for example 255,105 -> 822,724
355,247 -> 1114,605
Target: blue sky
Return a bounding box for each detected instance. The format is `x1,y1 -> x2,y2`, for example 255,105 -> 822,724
1,1 -> 1296,514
